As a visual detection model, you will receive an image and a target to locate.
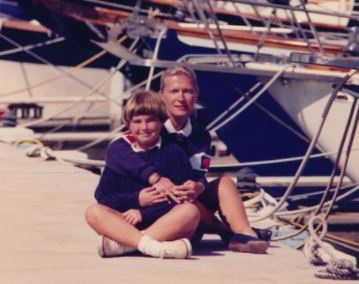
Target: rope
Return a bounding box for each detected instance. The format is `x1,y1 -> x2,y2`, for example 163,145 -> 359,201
210,66 -> 288,132
14,137 -> 44,147
13,136 -> 103,167
205,0 -> 237,67
13,138 -> 54,160
0,37 -> 65,57
275,184 -> 359,217
250,69 -> 357,223
0,49 -> 107,98
81,0 -> 170,18
274,99 -> 359,242
190,0 -> 223,55
303,215 -> 359,280
208,76 -> 311,143
18,36 -> 131,128
304,215 -> 330,264
211,147 -> 359,168
0,32 -> 110,98
276,97 -> 359,239
145,27 -> 166,90
315,260 -> 359,280
76,124 -> 125,151
321,99 -> 359,222
279,218 -> 359,250
29,37 -> 139,135
206,82 -> 262,131
299,0 -> 324,54
19,66 -> 115,128
0,34 -> 129,99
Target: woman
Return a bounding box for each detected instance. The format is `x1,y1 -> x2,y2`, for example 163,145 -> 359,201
106,66 -> 270,254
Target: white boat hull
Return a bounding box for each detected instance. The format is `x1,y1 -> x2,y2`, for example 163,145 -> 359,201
259,75 -> 359,183
0,60 -> 123,128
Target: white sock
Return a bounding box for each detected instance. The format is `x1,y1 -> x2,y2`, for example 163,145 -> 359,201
137,235 -> 163,257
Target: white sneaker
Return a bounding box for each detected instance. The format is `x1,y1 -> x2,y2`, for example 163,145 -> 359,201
98,236 -> 136,257
159,238 -> 192,259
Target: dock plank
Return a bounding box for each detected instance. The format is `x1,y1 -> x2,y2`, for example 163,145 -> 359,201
0,142 -> 355,284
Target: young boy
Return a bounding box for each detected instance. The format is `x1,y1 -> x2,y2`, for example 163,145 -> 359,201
95,90 -> 193,227
89,90 -> 199,259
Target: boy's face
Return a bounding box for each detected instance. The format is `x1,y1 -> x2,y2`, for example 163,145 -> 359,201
129,114 -> 162,150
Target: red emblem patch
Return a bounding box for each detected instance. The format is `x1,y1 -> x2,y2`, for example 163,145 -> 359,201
201,156 -> 211,169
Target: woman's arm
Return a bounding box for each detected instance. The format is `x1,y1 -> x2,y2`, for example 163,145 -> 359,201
166,127 -> 211,201
160,144 -> 200,202
189,152 -> 211,188
186,127 -> 212,189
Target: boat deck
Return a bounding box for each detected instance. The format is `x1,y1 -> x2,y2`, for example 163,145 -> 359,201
0,142 -> 356,284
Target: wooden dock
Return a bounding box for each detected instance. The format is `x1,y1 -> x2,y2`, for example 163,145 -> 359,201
0,142 -> 356,284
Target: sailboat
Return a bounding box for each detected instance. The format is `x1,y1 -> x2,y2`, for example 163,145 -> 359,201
8,0 -> 357,181
0,0 -> 127,129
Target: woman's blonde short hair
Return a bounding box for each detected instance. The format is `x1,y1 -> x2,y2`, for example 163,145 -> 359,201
122,90 -> 167,126
160,66 -> 199,94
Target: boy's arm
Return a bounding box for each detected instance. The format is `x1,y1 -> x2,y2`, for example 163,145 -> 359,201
95,174 -> 141,211
106,138 -> 159,185
97,191 -> 140,212
94,167 -> 141,209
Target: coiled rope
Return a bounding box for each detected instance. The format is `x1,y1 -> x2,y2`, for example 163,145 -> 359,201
304,215 -> 359,280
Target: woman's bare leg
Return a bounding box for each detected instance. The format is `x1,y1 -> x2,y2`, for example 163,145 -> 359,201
202,176 -> 256,237
217,176 -> 256,236
194,201 -> 228,234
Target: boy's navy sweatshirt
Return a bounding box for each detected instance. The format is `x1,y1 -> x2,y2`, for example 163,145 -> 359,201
95,140 -> 192,225
106,119 -> 211,190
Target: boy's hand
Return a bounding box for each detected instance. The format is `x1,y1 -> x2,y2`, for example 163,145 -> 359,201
139,186 -> 169,207
123,209 -> 142,225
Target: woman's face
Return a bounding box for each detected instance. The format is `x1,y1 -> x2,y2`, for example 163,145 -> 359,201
129,114 -> 162,150
161,74 -> 197,121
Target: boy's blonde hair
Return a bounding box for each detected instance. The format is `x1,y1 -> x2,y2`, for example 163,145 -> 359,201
123,90 -> 167,126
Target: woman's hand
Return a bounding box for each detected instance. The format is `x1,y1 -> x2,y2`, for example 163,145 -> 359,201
123,209 -> 142,225
153,177 -> 174,192
138,186 -> 169,207
153,177 -> 180,204
172,180 -> 205,202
